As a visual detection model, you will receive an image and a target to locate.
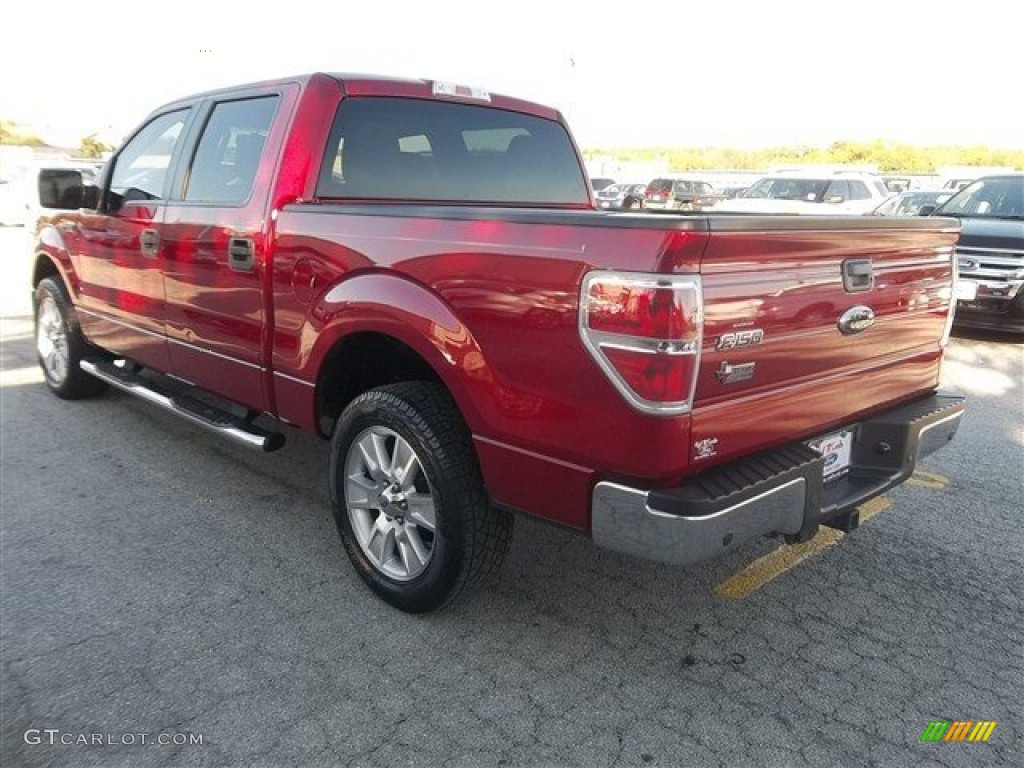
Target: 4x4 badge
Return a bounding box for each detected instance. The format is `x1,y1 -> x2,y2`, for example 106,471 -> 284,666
716,361 -> 756,384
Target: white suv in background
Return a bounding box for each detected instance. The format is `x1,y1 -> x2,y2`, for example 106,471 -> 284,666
716,171 -> 891,215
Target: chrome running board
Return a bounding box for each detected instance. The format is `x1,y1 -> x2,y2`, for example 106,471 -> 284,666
80,359 -> 285,452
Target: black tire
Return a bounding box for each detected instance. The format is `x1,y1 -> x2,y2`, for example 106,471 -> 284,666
33,277 -> 107,400
329,382 -> 511,613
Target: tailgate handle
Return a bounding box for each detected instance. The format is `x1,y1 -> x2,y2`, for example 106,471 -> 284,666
842,259 -> 874,293
228,237 -> 255,272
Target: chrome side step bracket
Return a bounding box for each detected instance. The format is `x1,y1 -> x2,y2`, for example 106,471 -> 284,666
80,359 -> 285,452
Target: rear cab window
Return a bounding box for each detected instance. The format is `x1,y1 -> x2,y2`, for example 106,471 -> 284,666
646,179 -> 673,196
316,97 -> 588,206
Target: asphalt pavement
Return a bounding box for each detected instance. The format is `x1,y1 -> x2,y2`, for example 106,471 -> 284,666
2,226 -> 1022,767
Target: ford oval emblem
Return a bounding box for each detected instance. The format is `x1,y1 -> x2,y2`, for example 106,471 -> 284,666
838,305 -> 875,335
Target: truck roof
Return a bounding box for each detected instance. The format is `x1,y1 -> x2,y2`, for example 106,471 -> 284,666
164,72 -> 562,122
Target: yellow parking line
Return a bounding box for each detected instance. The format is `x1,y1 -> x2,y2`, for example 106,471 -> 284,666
714,496 -> 892,600
857,496 -> 891,524
905,469 -> 950,490
714,527 -> 844,600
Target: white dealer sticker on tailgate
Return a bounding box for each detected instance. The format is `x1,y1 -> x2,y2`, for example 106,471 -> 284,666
808,430 -> 854,482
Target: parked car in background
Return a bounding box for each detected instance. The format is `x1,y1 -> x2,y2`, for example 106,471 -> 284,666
715,171 -> 890,215
929,174 -> 1024,334
589,177 -> 616,192
871,189 -> 955,217
595,182 -> 646,210
715,183 -> 751,200
0,162 -> 99,226
0,174 -> 28,226
642,177 -> 719,211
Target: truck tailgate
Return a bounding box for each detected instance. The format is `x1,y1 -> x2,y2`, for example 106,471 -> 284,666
690,216 -> 959,467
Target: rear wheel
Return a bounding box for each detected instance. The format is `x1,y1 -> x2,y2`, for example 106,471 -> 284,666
34,277 -> 107,400
329,382 -> 511,612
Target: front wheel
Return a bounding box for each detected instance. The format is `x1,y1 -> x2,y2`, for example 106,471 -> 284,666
34,277 -> 107,400
329,382 -> 511,612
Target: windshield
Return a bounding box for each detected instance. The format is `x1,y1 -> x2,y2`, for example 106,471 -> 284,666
741,177 -> 829,202
935,177 -> 1024,219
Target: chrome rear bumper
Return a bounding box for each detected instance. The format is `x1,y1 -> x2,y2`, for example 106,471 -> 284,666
591,391 -> 966,565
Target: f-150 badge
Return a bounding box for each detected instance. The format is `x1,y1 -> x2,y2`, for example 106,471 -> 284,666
716,328 -> 764,351
716,361 -> 756,384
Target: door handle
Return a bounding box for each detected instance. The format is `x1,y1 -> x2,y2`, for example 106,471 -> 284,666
140,228 -> 160,258
228,237 -> 255,272
841,259 -> 873,293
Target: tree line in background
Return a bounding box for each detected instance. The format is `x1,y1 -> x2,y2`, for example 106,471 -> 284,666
583,141 -> 1024,172
4,123 -> 1022,171
1,121 -> 114,158
0,121 -> 47,147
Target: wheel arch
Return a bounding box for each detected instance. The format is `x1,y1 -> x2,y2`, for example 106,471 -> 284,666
32,224 -> 77,296
307,272 -> 497,438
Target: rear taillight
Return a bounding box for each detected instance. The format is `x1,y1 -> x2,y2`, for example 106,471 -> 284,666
940,250 -> 958,348
580,271 -> 703,414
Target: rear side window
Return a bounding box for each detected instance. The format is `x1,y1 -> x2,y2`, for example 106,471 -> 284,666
316,97 -> 588,205
110,110 -> 189,202
847,181 -> 871,200
743,178 -> 830,201
185,96 -> 279,204
827,180 -> 851,201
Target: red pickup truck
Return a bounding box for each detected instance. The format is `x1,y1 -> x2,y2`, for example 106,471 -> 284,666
32,73 -> 965,612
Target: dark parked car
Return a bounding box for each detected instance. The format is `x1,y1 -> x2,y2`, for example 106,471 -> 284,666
930,174 -> 1024,334
871,189 -> 955,217
642,178 -> 719,211
589,177 -> 616,192
595,182 -> 646,210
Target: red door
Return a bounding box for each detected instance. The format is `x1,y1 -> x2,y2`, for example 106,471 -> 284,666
72,109 -> 192,371
159,91 -> 289,412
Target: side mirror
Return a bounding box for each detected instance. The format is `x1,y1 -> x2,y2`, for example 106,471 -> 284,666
917,204 -> 937,216
38,169 -> 86,210
82,184 -> 100,209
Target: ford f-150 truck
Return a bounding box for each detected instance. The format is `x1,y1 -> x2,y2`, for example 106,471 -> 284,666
32,73 -> 965,612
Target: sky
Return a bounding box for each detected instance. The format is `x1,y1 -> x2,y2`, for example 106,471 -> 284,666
0,0 -> 1020,150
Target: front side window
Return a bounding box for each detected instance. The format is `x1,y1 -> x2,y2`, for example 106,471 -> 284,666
185,96 -> 279,204
110,109 -> 189,203
316,97 -> 588,205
